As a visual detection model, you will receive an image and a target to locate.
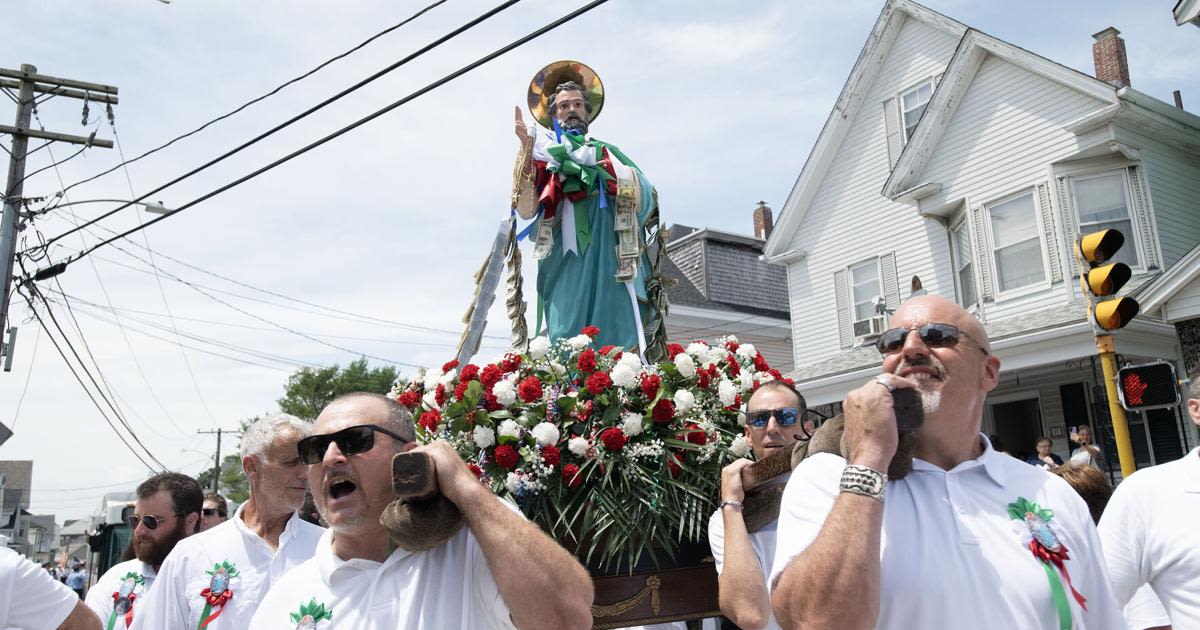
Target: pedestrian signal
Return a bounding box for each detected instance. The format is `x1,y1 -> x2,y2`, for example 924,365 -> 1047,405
1116,361 -> 1179,411
1077,229 -> 1138,331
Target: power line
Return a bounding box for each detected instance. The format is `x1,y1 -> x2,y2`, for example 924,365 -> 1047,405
31,0 -> 611,270
34,0 -> 523,251
9,324 -> 40,430
53,0 -> 448,197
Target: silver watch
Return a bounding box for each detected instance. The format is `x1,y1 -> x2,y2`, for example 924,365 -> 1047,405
840,464 -> 886,503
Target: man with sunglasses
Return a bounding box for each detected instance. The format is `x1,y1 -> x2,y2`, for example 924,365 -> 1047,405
86,473 -> 202,629
770,295 -> 1124,629
708,380 -> 808,630
249,392 -> 594,630
199,492 -> 228,531
134,414 -> 325,630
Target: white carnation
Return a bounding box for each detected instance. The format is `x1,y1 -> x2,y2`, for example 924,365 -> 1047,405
493,380 -> 517,406
498,419 -> 521,439
611,364 -> 637,388
672,389 -> 696,414
530,422 -> 560,447
423,368 -> 443,390
618,352 -> 643,371
550,361 -> 567,376
505,472 -> 523,495
737,411 -> 748,426
757,371 -> 775,384
718,379 -> 738,406
708,347 -> 728,363
529,336 -> 551,359
736,343 -> 757,360
422,390 -> 439,409
622,412 -> 644,437
568,436 -> 589,457
567,334 -> 592,349
438,369 -> 457,386
472,426 -> 496,449
739,374 -> 754,392
729,435 -> 751,458
685,342 -> 710,362
674,353 -> 697,378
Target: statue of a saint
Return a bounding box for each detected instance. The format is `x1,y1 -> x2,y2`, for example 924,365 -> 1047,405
513,60 -> 667,360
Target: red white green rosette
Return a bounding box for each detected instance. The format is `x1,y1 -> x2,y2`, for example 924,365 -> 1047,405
1008,497 -> 1087,630
290,598 -> 332,629
108,571 -> 144,630
196,561 -> 238,630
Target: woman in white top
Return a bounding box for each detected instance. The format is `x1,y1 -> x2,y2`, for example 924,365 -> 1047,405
1069,425 -> 1103,469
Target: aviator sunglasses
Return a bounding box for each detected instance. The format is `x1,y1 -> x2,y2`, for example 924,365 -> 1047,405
297,424 -> 410,465
874,322 -> 989,356
745,407 -> 801,429
125,513 -> 179,530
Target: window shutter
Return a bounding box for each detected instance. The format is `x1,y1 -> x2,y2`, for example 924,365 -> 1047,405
971,205 -> 995,302
880,253 -> 900,309
883,97 -> 902,169
1056,176 -> 1079,277
1127,165 -> 1159,270
1036,182 -> 1063,283
834,268 -> 852,348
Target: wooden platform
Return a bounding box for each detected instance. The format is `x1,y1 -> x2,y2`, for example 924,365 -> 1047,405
591,564 -> 720,628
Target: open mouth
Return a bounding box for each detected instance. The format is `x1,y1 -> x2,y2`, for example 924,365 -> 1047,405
328,479 -> 357,500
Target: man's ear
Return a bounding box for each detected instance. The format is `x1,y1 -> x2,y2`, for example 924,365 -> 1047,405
981,354 -> 1001,391
242,454 -> 258,480
185,511 -> 201,534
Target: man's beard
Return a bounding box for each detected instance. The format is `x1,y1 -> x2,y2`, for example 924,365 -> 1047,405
133,519 -> 190,567
559,115 -> 588,136
892,357 -> 946,414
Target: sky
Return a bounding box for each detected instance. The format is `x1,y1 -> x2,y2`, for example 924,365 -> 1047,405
2,0 -> 1196,521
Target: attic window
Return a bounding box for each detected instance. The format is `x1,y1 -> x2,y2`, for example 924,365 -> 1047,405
900,79 -> 935,140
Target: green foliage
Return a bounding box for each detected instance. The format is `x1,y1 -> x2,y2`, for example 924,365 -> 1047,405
277,358 -> 398,420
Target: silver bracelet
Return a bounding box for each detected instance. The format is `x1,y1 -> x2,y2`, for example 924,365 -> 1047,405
840,464 -> 886,503
719,499 -> 744,512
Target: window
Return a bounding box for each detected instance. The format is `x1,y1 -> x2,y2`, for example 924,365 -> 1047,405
849,259 -> 881,322
987,190 -> 1046,293
950,217 -> 977,308
900,79 -> 935,139
1070,171 -> 1140,269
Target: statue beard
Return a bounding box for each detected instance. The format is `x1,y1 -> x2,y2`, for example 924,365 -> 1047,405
558,114 -> 588,136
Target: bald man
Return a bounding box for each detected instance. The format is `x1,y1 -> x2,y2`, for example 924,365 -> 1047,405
770,296 -> 1124,629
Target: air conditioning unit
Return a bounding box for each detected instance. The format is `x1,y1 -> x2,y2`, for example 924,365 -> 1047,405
853,315 -> 887,341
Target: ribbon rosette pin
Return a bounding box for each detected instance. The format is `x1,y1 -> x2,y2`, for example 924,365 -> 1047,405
109,571 -> 145,628
290,598 -> 333,630
196,561 -> 239,630
1007,497 -> 1087,630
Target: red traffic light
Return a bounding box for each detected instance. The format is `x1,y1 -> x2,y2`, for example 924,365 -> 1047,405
1116,361 -> 1180,411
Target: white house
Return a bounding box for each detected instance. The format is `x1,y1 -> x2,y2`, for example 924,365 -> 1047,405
763,0 -> 1200,468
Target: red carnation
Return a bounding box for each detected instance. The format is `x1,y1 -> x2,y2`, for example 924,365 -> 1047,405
494,444 -> 519,469
640,373 -> 661,399
724,339 -> 740,352
768,369 -> 783,381
667,343 -> 685,359
725,354 -> 741,377
585,371 -> 613,395
576,399 -> 594,422
561,463 -> 583,487
541,445 -> 561,467
484,391 -> 501,411
698,364 -> 719,389
397,389 -> 420,408
442,359 -> 460,373
666,452 -> 686,477
652,399 -> 675,424
517,376 -> 543,403
753,353 -> 770,372
434,383 -> 447,407
500,353 -> 522,373
460,364 -> 480,382
680,422 -> 708,445
581,325 -> 601,337
599,344 -> 616,356
418,409 -> 441,433
782,377 -> 796,385
453,380 -> 470,400
481,364 -> 503,388
467,463 -> 484,479
577,348 -> 597,373
599,427 -> 627,452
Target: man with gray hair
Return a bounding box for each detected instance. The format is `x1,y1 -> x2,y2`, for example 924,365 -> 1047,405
133,414 -> 324,630
1099,364 -> 1200,625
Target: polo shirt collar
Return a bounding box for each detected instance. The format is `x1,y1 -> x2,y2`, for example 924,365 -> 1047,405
232,499 -> 303,547
316,529 -> 410,586
908,433 -> 1006,487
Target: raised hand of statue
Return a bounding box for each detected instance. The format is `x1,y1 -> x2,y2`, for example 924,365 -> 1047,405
514,105 -> 532,149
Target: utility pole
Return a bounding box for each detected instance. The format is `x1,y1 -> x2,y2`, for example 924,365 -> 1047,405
0,64 -> 117,369
197,428 -> 237,493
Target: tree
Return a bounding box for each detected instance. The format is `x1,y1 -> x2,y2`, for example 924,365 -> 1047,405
195,454 -> 249,503
277,358 -> 398,419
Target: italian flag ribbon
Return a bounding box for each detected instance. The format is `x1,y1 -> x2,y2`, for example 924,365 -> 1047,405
1008,497 -> 1087,630
535,134 -> 630,255
196,561 -> 238,630
107,571 -> 144,630
106,592 -> 136,630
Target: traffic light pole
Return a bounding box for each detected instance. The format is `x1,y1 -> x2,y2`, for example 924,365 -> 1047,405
1096,335 -> 1136,478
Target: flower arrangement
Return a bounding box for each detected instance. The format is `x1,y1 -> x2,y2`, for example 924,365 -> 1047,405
390,326 -> 789,572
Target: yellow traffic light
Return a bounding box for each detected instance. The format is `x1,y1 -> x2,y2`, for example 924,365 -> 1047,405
1094,297 -> 1139,331
1084,262 -> 1132,296
1078,229 -> 1125,264
1077,228 -> 1138,332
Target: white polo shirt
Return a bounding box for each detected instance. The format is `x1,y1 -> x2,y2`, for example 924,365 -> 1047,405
770,436 -> 1125,629
132,502 -> 324,630
0,546 -> 79,630
1099,446 -> 1200,625
707,472 -> 788,630
247,507 -> 517,629
84,559 -> 156,629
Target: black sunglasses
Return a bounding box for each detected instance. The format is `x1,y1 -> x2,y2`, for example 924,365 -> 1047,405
125,513 -> 179,530
875,322 -> 989,355
201,508 -> 224,518
297,424 -> 410,465
745,407 -> 801,429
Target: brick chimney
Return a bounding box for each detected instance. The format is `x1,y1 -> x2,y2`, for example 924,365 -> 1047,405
753,201 -> 774,240
1092,27 -> 1130,88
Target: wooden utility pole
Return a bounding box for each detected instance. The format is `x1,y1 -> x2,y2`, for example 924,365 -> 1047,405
0,64 -> 117,368
198,428 -> 237,492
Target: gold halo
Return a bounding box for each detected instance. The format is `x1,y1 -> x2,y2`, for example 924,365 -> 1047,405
527,60 -> 604,129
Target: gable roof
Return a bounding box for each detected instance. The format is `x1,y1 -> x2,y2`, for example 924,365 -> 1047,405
664,225 -> 789,319
1135,241 -> 1200,316
762,0 -> 967,257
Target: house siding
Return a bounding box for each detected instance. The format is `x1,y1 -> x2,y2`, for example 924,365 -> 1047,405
785,17 -> 960,367
1129,131 -> 1200,269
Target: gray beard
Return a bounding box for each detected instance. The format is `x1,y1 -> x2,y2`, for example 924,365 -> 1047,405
559,117 -> 588,135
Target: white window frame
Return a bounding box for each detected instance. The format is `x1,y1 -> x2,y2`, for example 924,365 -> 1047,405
848,257 -> 884,325
948,213 -> 978,310
898,77 -> 936,142
1067,169 -> 1145,272
983,187 -> 1052,299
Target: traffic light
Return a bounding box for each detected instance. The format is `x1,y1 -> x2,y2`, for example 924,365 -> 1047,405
1077,229 -> 1139,331
1116,361 -> 1180,411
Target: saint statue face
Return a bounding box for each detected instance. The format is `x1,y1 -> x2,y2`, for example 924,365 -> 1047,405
553,89 -> 589,134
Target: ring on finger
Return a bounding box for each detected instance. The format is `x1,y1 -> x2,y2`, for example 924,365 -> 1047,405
874,374 -> 895,392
